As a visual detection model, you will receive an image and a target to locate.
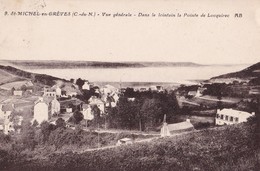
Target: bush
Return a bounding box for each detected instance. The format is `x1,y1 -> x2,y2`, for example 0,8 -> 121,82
194,122 -> 211,129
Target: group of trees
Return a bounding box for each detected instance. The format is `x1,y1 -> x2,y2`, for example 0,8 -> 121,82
106,89 -> 180,131
13,118 -> 103,150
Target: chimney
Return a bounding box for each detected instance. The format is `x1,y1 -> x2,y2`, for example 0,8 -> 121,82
186,119 -> 190,122
252,112 -> 255,116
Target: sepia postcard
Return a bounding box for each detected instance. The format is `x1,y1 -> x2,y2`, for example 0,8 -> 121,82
0,0 -> 259,170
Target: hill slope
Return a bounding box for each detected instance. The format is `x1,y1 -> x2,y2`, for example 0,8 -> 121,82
0,69 -> 26,85
0,65 -> 67,86
2,119 -> 259,171
211,62 -> 260,79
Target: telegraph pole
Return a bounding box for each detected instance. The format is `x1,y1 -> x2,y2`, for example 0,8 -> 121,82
97,123 -> 100,148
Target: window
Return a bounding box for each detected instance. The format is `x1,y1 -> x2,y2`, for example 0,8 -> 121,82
216,114 -> 219,118
225,116 -> 229,121
235,117 -> 239,122
230,116 -> 234,122
220,115 -> 224,119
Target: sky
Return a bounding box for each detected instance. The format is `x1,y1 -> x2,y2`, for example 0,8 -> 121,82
0,0 -> 260,64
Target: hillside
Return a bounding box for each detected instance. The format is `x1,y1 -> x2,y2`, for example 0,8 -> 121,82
211,62 -> 260,79
2,118 -> 259,171
0,65 -> 67,86
1,60 -> 203,69
0,69 -> 26,85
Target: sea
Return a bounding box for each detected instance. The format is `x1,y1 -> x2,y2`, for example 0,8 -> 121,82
25,65 -> 250,85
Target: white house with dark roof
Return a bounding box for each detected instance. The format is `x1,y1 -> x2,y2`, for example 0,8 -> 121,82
216,108 -> 254,125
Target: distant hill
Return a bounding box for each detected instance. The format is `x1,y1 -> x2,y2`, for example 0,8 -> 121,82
0,60 -> 203,69
0,65 -> 67,86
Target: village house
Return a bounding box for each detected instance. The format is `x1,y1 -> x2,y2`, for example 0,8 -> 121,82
43,87 -> 56,97
102,95 -> 115,108
0,104 -> 23,134
127,97 -> 135,102
161,119 -> 194,137
60,98 -> 83,113
215,108 -> 254,125
112,93 -> 119,103
24,80 -> 34,87
66,108 -> 73,113
0,104 -> 14,134
88,96 -> 105,114
93,86 -> 100,94
249,88 -> 260,95
120,88 -> 126,93
188,91 -> 197,97
82,104 -> 94,120
195,87 -> 207,97
101,84 -> 118,96
0,103 -> 14,120
3,119 -> 14,134
139,87 -> 148,92
82,81 -> 91,90
52,85 -> 62,97
33,97 -> 50,124
150,85 -> 164,92
13,90 -> 23,96
50,97 -> 61,115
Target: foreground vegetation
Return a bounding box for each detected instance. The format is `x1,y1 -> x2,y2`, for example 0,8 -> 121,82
1,116 -> 259,171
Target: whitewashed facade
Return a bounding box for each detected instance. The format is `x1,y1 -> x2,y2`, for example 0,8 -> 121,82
51,98 -> 60,115
215,108 -> 254,125
34,98 -> 49,124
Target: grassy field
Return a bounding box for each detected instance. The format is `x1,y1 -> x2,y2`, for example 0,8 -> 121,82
0,80 -> 29,90
0,70 -> 26,85
1,119 -> 258,171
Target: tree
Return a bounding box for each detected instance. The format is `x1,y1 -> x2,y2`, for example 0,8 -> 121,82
73,110 -> 84,124
141,98 -> 163,130
20,121 -> 36,150
92,105 -> 101,126
55,118 -> 66,128
39,121 -> 55,143
76,78 -> 85,89
32,120 -> 39,127
20,85 -> 27,92
70,78 -> 75,83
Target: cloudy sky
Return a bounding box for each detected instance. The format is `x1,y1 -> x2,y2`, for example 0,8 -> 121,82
0,0 -> 260,64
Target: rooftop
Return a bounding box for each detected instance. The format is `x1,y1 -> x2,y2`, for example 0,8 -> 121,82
167,120 -> 194,132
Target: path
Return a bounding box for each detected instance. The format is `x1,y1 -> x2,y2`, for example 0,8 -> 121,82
196,96 -> 237,103
77,131 -> 191,153
178,99 -> 200,106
